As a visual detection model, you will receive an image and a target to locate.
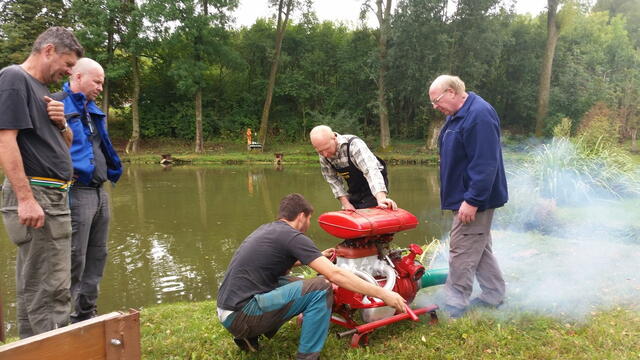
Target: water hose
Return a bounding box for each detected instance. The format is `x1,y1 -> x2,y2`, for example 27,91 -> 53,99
420,267 -> 448,288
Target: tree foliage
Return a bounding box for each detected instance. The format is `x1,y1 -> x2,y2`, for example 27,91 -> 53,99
0,0 -> 638,149
0,0 -> 70,67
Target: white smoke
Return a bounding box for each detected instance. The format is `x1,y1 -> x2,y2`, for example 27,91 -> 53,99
417,139 -> 640,318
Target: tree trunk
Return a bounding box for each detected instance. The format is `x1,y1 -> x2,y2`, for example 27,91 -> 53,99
258,0 -> 293,149
195,88 -> 204,153
375,0 -> 392,150
126,55 -> 140,154
194,0 -> 207,154
534,0 -> 560,137
0,291 -> 4,343
631,128 -> 638,153
102,26 -> 114,119
428,119 -> 443,151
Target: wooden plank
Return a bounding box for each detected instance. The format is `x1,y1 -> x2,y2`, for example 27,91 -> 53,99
0,312 -> 121,360
105,310 -> 140,360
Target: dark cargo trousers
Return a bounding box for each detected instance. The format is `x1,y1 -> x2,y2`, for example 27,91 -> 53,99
1,179 -> 72,338
69,185 -> 110,321
445,209 -> 506,309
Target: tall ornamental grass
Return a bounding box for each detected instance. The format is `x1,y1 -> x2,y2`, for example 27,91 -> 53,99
511,136 -> 640,205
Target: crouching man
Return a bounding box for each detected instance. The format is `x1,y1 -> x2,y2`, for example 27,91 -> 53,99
217,193 -> 406,360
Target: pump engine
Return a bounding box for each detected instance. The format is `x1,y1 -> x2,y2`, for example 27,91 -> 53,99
317,207 -> 440,347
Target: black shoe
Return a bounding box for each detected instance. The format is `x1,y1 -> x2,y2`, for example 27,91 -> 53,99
444,305 -> 466,319
469,297 -> 503,309
233,337 -> 260,352
70,309 -> 97,324
263,327 -> 279,339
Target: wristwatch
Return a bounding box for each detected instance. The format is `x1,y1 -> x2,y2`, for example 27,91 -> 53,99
59,122 -> 69,133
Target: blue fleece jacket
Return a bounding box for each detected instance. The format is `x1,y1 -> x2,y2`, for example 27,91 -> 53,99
61,82 -> 122,185
437,92 -> 508,211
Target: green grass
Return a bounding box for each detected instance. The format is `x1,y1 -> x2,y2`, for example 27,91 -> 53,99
113,138 -> 439,165
141,301 -> 640,360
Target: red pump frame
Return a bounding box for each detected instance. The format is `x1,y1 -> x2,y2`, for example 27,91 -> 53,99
318,208 -> 439,347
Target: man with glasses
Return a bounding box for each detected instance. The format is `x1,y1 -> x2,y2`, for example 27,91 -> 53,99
429,75 -> 508,318
50,58 -> 122,323
309,125 -> 396,210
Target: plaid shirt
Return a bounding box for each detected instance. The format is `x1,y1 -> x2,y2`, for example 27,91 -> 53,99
318,134 -> 387,199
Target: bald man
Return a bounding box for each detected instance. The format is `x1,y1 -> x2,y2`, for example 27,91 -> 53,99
50,58 -> 122,323
309,125 -> 396,210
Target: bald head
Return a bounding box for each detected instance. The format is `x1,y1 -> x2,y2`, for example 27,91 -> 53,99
310,125 -> 338,158
429,74 -> 466,94
428,74 -> 468,116
69,58 -> 104,101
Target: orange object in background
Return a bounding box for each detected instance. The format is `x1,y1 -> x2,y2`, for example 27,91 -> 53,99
246,128 -> 252,145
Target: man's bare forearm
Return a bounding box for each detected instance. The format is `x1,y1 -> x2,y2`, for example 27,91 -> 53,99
0,130 -> 33,202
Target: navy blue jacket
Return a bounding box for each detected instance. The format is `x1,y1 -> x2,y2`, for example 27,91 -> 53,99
438,92 -> 508,211
61,82 -> 122,185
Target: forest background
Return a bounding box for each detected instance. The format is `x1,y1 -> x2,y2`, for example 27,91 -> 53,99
0,0 -> 638,153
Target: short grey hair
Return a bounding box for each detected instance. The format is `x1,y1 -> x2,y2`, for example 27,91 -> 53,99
32,27 -> 83,58
430,75 -> 466,94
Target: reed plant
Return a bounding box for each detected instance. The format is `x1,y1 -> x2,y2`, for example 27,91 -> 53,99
510,137 -> 640,205
498,134 -> 640,233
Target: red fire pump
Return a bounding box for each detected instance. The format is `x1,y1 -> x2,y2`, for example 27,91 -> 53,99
318,207 -> 439,347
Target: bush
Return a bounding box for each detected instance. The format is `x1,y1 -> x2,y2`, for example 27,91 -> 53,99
577,102 -> 621,147
552,117 -> 572,138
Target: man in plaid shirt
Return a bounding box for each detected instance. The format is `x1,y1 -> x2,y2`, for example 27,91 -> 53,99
309,125 -> 397,210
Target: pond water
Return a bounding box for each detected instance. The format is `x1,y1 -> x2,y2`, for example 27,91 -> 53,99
0,164 -> 451,336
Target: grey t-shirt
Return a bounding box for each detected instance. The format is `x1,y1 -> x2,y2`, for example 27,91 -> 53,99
217,220 -> 324,311
0,65 -> 72,180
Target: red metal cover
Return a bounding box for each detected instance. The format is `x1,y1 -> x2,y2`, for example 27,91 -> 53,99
318,208 -> 419,239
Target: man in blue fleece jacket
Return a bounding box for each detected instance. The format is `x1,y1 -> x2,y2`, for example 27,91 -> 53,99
429,75 -> 508,318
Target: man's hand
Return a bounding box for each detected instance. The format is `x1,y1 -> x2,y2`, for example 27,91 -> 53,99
44,96 -> 66,130
321,248 -> 335,259
378,290 -> 407,313
18,197 -> 45,228
0,129 -> 46,228
457,201 -> 478,224
375,192 -> 397,210
339,196 -> 356,211
377,198 -> 397,210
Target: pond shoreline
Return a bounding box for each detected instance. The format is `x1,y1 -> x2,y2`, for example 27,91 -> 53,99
121,154 -> 441,166
113,139 -> 441,165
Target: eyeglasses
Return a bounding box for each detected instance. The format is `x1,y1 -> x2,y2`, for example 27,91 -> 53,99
430,89 -> 449,106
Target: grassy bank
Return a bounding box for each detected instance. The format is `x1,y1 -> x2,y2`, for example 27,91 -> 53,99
112,137 -> 640,166
113,138 -> 439,165
141,301 -> 640,360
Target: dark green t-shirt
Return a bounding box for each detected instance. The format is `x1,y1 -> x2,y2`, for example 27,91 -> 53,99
0,65 -> 72,180
217,220 -> 323,311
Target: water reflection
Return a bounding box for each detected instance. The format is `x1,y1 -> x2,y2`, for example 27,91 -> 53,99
0,164 -> 447,337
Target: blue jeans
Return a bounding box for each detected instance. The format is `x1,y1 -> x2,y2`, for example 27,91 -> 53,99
221,276 -> 333,360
